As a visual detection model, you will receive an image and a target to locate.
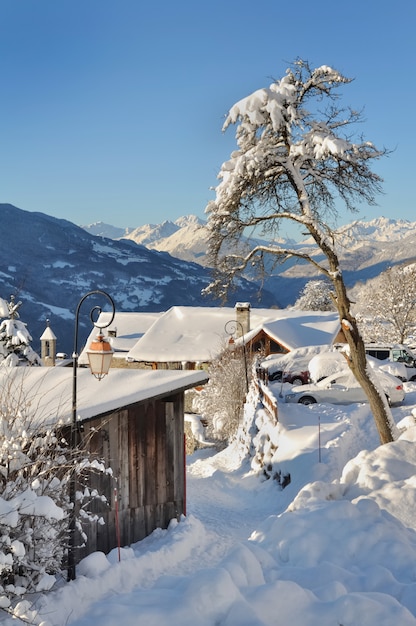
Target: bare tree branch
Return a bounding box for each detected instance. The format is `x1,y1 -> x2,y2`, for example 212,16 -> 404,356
205,59 -> 396,444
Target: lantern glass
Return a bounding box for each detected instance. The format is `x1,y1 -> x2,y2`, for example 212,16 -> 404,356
86,332 -> 113,380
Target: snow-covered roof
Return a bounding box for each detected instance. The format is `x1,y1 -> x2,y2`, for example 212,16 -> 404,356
126,306 -> 274,362
0,367 -> 208,428
261,312 -> 340,350
126,306 -> 340,362
79,311 -> 162,363
40,326 -> 57,341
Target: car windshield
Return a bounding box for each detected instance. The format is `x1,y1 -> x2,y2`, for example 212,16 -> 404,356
317,371 -> 356,388
392,349 -> 414,365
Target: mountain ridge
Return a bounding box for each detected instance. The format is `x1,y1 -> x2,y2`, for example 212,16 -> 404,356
82,214 -> 416,306
0,204 -> 276,355
1,204 -> 414,358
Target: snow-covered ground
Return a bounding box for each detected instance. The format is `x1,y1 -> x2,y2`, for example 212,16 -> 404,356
3,383 -> 416,626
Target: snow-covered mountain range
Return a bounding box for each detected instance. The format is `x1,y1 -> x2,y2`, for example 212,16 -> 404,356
0,205 -> 276,355
1,204 -> 414,356
83,214 -> 416,306
83,215 -> 210,265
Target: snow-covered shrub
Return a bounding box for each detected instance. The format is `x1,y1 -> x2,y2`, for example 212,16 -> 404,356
0,374 -> 111,610
193,344 -> 252,444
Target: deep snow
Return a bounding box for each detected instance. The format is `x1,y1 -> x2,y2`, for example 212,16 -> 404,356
2,382 -> 416,626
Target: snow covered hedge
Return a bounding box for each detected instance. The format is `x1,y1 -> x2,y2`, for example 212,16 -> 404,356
0,380 -> 112,611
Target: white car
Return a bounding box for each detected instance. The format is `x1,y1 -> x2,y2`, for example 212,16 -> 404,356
284,368 -> 405,406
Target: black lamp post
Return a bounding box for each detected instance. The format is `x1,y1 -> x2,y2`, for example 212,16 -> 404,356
67,290 -> 116,581
224,319 -> 249,393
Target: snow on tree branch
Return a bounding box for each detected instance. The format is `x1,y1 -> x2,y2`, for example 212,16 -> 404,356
205,59 -> 387,295
0,296 -> 42,367
205,58 -> 396,445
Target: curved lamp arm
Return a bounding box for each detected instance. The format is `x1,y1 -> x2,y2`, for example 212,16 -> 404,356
224,319 -> 244,339
73,290 -> 116,359
68,289 -> 116,582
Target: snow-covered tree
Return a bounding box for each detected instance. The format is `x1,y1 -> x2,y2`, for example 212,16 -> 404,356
205,59 -> 396,444
0,296 -> 42,367
294,279 -> 335,311
193,343 -> 251,443
354,263 -> 416,343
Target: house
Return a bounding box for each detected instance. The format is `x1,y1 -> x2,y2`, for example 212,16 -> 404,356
124,304 -> 343,369
0,366 -> 208,563
242,312 -> 346,355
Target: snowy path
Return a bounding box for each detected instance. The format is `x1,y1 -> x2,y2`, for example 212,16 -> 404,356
29,401 -> 382,626
182,447 -> 280,571
22,445 -> 280,626
4,390 -> 416,626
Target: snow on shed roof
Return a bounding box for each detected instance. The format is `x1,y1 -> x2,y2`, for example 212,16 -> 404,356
127,306 -> 340,362
0,366 -> 208,429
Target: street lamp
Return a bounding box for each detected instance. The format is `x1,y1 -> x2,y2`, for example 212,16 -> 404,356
224,319 -> 249,393
68,290 -> 116,581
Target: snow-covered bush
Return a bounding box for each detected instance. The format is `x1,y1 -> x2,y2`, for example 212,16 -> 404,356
0,374 -> 111,611
193,343 -> 252,444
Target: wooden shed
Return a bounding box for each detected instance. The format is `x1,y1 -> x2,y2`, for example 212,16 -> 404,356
79,383 -> 203,559
0,367 -> 208,565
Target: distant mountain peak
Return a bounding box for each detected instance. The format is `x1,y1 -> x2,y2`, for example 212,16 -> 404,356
80,221 -> 134,239
174,215 -> 206,228
339,216 -> 413,242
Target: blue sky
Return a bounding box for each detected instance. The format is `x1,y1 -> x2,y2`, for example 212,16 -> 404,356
0,0 -> 414,232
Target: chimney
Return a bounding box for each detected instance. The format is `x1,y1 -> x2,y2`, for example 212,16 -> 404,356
235,302 -> 250,337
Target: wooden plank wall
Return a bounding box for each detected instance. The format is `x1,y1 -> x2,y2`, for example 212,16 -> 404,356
78,393 -> 185,562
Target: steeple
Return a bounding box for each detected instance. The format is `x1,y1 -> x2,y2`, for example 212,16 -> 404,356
40,320 -> 57,366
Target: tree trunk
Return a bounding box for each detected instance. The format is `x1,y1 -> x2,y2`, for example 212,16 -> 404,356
332,265 -> 396,444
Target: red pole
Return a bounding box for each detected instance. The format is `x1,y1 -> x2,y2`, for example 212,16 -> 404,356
183,434 -> 187,517
114,485 -> 121,562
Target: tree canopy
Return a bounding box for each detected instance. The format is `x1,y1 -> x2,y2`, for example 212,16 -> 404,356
294,279 -> 336,312
205,59 -> 386,293
205,59 -> 396,444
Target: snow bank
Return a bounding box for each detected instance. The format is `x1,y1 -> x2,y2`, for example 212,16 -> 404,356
4,384 -> 416,626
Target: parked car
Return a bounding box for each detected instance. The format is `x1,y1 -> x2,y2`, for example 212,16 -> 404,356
263,346 -> 328,386
268,368 -> 310,385
284,368 -> 405,406
364,344 -> 416,381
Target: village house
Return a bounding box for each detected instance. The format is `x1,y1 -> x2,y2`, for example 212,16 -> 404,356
78,303 -> 343,371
